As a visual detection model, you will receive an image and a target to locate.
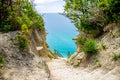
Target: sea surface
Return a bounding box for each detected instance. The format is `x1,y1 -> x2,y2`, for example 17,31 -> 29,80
43,13 -> 78,57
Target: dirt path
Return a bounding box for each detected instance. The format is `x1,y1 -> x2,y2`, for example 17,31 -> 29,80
47,59 -> 90,80
47,59 -> 120,80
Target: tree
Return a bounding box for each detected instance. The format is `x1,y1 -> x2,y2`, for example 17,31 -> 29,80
64,0 -> 120,36
0,0 -> 44,32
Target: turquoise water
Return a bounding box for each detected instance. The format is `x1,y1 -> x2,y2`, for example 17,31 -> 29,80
43,13 -> 78,57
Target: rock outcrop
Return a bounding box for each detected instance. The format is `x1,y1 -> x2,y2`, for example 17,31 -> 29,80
0,29 -> 51,80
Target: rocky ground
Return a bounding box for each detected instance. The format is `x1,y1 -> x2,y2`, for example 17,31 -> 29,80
0,31 -> 51,80
47,59 -> 120,80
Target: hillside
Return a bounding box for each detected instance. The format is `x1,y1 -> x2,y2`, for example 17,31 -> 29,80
0,0 -> 51,80
47,23 -> 120,80
0,30 -> 51,80
0,0 -> 120,80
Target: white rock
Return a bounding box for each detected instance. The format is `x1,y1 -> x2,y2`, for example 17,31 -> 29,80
36,46 -> 43,51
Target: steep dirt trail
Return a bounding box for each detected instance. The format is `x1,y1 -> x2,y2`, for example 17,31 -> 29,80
47,59 -> 120,80
47,59 -> 90,80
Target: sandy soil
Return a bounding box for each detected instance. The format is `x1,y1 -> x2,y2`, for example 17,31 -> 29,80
47,58 -> 120,80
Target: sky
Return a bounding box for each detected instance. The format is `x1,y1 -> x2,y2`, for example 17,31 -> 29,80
33,0 -> 65,13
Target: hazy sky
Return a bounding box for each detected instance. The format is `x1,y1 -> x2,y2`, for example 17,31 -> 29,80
34,0 -> 65,13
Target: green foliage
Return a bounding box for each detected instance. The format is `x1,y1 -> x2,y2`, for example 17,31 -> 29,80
93,56 -> 99,62
99,42 -> 106,50
108,0 -> 120,22
80,15 -> 103,36
112,53 -> 120,61
73,59 -> 81,68
77,36 -> 86,45
98,0 -> 120,22
83,39 -> 98,55
22,14 -> 33,28
0,56 -> 5,68
21,24 -> 29,34
16,34 -> 30,49
98,0 -> 109,11
64,0 -> 120,37
0,0 -> 44,51
49,50 -> 63,59
64,0 -> 104,37
93,56 -> 101,67
0,0 -> 44,32
67,51 -> 71,59
2,16 -> 21,31
2,25 -> 12,32
53,50 -> 63,58
0,19 -> 12,32
48,50 -> 56,59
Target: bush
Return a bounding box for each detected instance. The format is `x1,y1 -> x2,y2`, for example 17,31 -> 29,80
99,42 -> 106,50
80,15 -> 103,37
53,50 -> 63,58
73,59 -> 81,68
0,19 -> 12,32
108,0 -> 120,22
98,0 -> 109,12
99,0 -> 120,22
0,0 -> 44,32
21,24 -> 29,34
112,53 -> 120,61
22,14 -> 33,28
67,51 -> 71,59
83,39 -> 98,55
93,56 -> 101,67
48,50 -> 63,59
0,15 -> 22,32
16,34 -> 30,49
0,56 -> 5,68
77,36 -> 86,45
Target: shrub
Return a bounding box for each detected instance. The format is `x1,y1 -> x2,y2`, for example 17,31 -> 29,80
0,15 -> 22,32
93,56 -> 101,67
22,14 -> 33,28
80,16 -> 103,37
53,49 -> 63,58
48,50 -> 56,59
73,59 -> 81,68
99,42 -> 106,50
2,25 -> 12,32
83,39 -> 98,55
108,0 -> 120,22
0,19 -> 12,32
48,50 -> 63,58
67,51 -> 71,59
77,36 -> 86,45
98,0 -> 109,12
21,24 -> 29,34
112,52 -> 120,61
0,56 -> 5,68
16,34 -> 30,49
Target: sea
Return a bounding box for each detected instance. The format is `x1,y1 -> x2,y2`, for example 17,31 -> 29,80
43,13 -> 78,58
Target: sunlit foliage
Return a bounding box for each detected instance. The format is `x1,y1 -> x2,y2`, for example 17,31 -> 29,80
64,0 -> 120,37
0,0 -> 44,32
